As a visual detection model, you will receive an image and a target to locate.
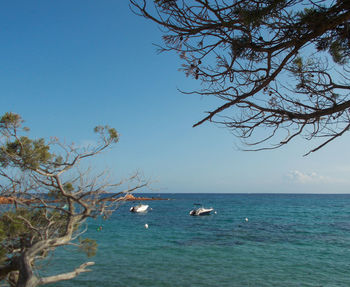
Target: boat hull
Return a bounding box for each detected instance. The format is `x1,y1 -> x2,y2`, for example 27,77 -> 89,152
130,204 -> 149,213
189,207 -> 213,216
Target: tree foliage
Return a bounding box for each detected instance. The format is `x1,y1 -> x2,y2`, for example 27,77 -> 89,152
131,0 -> 350,155
0,112 -> 148,287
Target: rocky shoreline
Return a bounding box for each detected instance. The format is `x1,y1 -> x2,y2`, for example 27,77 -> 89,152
123,194 -> 169,201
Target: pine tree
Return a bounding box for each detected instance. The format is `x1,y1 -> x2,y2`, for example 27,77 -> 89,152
131,0 -> 350,155
0,112 -> 148,287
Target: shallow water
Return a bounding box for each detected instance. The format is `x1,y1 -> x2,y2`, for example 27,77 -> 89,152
45,194 -> 350,286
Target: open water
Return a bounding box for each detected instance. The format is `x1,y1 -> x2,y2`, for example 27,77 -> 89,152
46,193 -> 350,287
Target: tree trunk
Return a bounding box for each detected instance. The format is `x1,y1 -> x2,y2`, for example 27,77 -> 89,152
16,254 -> 38,287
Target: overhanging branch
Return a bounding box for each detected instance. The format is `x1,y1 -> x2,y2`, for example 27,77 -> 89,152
38,262 -> 95,285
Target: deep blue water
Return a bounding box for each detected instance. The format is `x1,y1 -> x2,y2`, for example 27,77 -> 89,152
46,193 -> 350,287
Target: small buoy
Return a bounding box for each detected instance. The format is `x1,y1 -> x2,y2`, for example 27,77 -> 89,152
214,211 -> 217,214
245,217 -> 248,222
144,223 -> 149,229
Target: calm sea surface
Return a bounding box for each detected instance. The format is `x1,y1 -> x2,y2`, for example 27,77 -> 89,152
46,193 -> 350,287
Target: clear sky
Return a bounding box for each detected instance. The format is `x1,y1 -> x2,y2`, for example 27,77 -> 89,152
1,1 -> 350,193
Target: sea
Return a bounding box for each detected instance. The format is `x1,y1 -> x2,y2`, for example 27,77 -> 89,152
45,193 -> 350,287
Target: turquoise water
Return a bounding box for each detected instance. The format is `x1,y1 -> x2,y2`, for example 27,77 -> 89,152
47,194 -> 350,286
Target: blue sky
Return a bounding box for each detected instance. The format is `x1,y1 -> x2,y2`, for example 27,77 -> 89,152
1,1 -> 350,193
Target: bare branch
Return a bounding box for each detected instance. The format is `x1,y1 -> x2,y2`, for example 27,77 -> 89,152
38,262 -> 95,285
130,0 -> 350,154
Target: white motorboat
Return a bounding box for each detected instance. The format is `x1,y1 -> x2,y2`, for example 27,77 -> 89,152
189,205 -> 214,216
130,204 -> 149,213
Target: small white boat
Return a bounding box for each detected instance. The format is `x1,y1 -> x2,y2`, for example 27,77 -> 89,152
189,205 -> 214,216
130,204 -> 149,213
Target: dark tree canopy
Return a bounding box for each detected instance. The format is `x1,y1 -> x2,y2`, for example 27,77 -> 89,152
131,0 -> 350,155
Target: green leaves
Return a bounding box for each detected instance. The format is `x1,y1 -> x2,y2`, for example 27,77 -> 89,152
292,56 -> 303,74
107,127 -> 118,141
94,125 -> 119,144
0,136 -> 52,170
0,208 -> 69,253
0,112 -> 23,130
64,182 -> 74,192
0,209 -> 45,254
329,40 -> 348,64
0,112 -> 127,285
155,0 -> 177,9
78,238 -> 98,258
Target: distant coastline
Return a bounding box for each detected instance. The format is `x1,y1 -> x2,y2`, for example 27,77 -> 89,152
122,194 -> 169,201
0,193 -> 170,205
